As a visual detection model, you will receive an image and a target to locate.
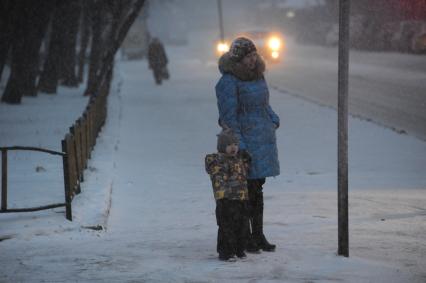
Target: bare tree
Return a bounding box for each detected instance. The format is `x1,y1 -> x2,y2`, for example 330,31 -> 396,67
0,0 -> 14,82
22,0 -> 56,96
60,0 -> 82,87
85,0 -> 145,96
84,0 -> 106,96
2,0 -> 55,103
77,1 -> 92,83
38,1 -> 68,94
2,0 -> 145,103
38,0 -> 83,93
0,1 -> 22,104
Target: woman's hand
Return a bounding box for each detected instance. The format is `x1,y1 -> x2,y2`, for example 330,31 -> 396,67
238,149 -> 251,163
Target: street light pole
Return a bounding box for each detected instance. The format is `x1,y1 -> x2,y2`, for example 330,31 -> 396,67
337,0 -> 350,257
217,0 -> 225,41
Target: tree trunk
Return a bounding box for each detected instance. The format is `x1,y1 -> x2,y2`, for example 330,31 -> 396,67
2,0 -> 34,104
22,0 -> 55,96
84,0 -> 107,96
0,0 -> 16,84
60,0 -> 82,87
77,1 -> 91,83
85,0 -> 146,96
38,1 -> 68,94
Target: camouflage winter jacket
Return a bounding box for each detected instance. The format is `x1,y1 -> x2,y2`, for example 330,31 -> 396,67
205,152 -> 250,201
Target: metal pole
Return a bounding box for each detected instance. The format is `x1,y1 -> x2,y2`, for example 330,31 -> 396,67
1,150 -> 7,211
338,0 -> 350,257
217,0 -> 225,41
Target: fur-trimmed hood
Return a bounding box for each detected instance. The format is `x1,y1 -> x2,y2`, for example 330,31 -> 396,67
218,52 -> 266,81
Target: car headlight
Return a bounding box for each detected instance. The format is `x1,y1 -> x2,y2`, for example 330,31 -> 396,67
271,51 -> 279,59
217,42 -> 229,54
268,37 -> 281,50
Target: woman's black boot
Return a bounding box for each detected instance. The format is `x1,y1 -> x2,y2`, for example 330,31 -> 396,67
251,179 -> 276,252
246,221 -> 261,253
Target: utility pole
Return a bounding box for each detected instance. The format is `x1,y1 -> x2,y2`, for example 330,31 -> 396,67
337,0 -> 350,257
217,0 -> 225,41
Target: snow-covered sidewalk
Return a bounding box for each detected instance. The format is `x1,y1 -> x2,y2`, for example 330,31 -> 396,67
1,45 -> 425,282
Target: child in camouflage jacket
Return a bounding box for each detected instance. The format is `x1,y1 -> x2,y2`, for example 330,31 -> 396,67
205,129 -> 251,261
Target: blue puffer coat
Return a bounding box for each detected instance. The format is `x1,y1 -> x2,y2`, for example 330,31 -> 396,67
215,53 -> 280,179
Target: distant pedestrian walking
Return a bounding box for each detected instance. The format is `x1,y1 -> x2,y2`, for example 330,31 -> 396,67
215,37 -> 280,253
148,37 -> 169,85
205,129 -> 251,261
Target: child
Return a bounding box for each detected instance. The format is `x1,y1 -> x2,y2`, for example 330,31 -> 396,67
205,129 -> 251,261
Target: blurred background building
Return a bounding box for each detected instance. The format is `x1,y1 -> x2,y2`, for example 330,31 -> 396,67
122,0 -> 426,57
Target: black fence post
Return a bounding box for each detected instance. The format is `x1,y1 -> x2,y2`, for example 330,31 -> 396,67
70,125 -> 81,194
61,139 -> 73,221
81,116 -> 87,167
1,149 -> 7,211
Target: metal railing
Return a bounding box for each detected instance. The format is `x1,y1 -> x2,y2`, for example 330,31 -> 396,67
0,74 -> 111,221
0,146 -> 70,218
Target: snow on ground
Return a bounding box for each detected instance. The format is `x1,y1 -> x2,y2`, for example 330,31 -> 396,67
0,84 -> 89,239
0,39 -> 425,282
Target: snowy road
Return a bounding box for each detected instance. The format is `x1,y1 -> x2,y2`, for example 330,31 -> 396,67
1,44 -> 426,282
268,43 -> 426,141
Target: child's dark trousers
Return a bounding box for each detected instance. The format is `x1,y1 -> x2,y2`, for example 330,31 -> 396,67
216,199 -> 249,258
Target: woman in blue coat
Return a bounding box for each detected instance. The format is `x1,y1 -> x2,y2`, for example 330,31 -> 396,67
215,37 -> 280,252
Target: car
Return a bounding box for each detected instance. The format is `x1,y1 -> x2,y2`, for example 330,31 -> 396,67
215,40 -> 230,57
238,30 -> 285,62
215,30 -> 285,62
